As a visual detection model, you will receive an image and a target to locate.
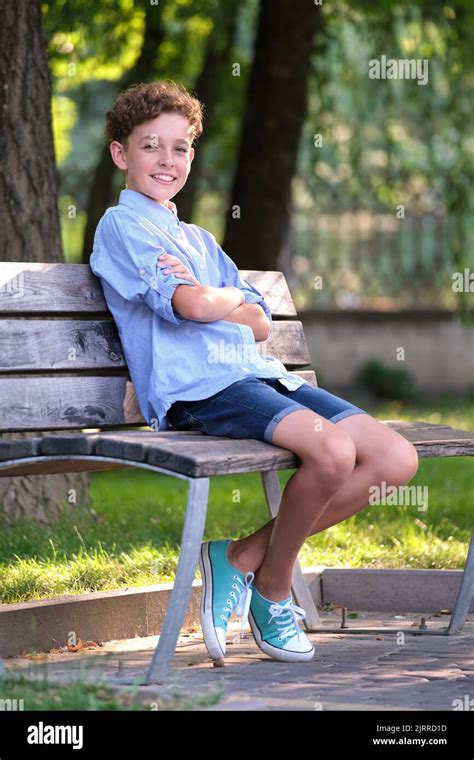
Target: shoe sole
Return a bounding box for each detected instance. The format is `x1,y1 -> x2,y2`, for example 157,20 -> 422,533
199,541 -> 226,660
248,608 -> 315,662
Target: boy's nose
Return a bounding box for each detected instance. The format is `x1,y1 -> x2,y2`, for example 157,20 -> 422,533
159,154 -> 175,166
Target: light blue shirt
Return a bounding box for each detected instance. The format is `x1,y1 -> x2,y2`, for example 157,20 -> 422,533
90,188 -> 308,431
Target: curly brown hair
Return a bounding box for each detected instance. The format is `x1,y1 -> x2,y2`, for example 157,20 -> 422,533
104,80 -> 205,148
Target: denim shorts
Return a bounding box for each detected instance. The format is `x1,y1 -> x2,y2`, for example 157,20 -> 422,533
166,376 -> 370,445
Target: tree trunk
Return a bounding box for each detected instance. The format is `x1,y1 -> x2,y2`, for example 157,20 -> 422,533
0,0 -> 92,523
222,0 -> 321,270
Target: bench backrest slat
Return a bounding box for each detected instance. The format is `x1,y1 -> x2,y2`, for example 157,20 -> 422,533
0,371 -> 317,432
0,263 -> 315,433
0,319 -> 311,371
0,264 -> 297,317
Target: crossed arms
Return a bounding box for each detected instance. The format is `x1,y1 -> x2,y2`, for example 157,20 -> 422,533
172,284 -> 271,342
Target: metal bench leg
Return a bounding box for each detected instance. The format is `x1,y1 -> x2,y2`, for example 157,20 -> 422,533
145,477 -> 210,684
261,470 -> 322,629
447,531 -> 474,635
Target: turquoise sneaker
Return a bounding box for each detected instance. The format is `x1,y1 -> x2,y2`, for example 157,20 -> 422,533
199,539 -> 255,660
248,585 -> 315,662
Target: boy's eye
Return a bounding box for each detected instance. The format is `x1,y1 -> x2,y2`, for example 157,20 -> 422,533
144,145 -> 187,152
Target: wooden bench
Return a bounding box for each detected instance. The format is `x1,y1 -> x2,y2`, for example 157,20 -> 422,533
1,262 -> 473,684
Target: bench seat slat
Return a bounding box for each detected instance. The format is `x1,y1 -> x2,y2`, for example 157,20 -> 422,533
0,458 -> 132,476
0,422 -> 472,479
0,437 -> 42,460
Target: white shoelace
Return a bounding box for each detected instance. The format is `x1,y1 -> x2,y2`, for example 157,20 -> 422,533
225,571 -> 255,639
267,601 -> 306,642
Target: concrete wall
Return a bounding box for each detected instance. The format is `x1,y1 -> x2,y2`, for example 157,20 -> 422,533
300,310 -> 474,396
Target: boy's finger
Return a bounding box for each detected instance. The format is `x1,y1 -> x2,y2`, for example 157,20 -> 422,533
158,257 -> 181,267
163,264 -> 185,273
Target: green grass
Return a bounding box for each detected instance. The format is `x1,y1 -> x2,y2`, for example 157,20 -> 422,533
0,669 -> 223,710
0,395 -> 472,605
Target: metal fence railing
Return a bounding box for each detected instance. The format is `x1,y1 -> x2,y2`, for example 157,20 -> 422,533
283,211 -> 471,311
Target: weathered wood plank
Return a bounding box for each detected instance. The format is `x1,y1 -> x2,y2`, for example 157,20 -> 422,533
0,458 -> 132,477
40,433 -> 100,456
243,271 -> 297,316
0,319 -> 311,371
0,263 -> 105,314
0,263 -> 297,317
0,376 -> 141,431
376,420 -> 453,431
294,370 -> 317,387
0,421 -> 471,479
0,320 -> 123,370
89,424 -> 474,476
383,421 -> 474,450
0,371 -> 316,432
0,437 -> 42,461
94,432 -> 204,462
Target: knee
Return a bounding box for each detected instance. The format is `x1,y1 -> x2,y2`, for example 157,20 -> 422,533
306,429 -> 356,487
375,436 -> 419,486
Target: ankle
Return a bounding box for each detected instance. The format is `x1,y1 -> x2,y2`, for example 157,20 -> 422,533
226,540 -> 254,574
253,572 -> 291,603
228,538 -> 269,576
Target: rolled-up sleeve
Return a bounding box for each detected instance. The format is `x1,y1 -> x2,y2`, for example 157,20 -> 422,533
90,210 -> 195,325
210,237 -> 273,339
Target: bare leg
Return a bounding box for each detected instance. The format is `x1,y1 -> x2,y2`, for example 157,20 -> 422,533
229,410 -> 358,600
228,458 -> 383,578
227,414 -> 419,599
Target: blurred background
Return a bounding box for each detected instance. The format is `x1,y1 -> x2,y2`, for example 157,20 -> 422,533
15,0 -> 473,402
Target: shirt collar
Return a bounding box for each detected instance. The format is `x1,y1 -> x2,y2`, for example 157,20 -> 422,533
118,188 -> 179,226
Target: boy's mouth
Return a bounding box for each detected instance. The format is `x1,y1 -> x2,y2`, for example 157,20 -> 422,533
150,174 -> 176,185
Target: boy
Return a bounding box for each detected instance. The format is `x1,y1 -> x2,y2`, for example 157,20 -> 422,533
90,81 -> 419,664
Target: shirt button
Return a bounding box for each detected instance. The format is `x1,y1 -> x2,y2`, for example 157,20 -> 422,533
139,267 -> 146,275
199,263 -> 205,270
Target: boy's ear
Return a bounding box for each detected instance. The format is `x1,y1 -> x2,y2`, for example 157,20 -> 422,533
109,141 -> 128,171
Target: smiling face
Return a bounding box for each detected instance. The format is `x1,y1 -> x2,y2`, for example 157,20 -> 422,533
109,112 -> 195,205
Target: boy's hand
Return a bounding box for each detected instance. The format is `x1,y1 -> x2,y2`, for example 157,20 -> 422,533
158,253 -> 200,287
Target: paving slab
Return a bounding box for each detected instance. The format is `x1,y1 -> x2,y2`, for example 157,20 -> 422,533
2,566 -> 471,659
2,610 -> 473,711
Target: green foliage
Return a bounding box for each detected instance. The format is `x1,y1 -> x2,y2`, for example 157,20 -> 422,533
295,1 -> 474,315
302,2 -> 474,217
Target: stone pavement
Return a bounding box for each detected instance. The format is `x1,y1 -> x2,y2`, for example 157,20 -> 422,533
3,609 -> 474,711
